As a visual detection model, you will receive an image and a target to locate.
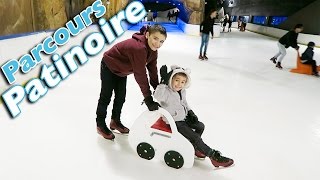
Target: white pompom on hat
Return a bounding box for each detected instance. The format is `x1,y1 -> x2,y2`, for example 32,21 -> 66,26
168,65 -> 191,89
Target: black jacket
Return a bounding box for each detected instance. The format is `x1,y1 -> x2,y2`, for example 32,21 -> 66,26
279,30 -> 299,49
200,18 -> 214,36
301,47 -> 314,62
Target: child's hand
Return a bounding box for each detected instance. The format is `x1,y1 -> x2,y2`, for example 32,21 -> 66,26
186,110 -> 198,124
160,65 -> 170,85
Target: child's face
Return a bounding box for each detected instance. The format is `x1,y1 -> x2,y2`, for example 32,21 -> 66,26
171,74 -> 187,91
146,32 -> 166,51
210,11 -> 217,19
295,27 -> 303,33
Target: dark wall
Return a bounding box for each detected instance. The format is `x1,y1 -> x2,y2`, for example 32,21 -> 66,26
223,0 -> 319,34
225,0 -> 315,16
279,0 -> 320,35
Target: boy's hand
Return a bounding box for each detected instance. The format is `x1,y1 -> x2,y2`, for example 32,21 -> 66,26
144,96 -> 160,111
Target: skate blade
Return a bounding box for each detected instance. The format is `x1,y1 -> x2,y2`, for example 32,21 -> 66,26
111,129 -> 129,136
194,156 -> 206,160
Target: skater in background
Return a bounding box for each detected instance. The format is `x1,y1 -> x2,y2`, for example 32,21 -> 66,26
222,16 -> 228,32
154,65 -> 234,168
95,24 -> 167,140
241,18 -> 247,31
167,11 -> 172,21
174,9 -> 180,21
228,17 -> 232,32
237,19 -> 241,30
153,11 -> 158,22
199,9 -> 217,60
301,41 -> 319,76
270,24 -> 304,69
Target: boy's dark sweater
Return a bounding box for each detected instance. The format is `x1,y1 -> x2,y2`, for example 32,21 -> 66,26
102,29 -> 158,98
279,30 -> 299,49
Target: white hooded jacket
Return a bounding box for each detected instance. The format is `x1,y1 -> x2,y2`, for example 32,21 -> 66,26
154,65 -> 192,122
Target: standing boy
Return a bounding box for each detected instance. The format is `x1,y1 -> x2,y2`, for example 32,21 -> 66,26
96,24 -> 167,140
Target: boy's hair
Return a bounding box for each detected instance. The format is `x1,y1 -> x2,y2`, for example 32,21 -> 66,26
209,9 -> 217,14
294,24 -> 303,29
148,24 -> 167,38
308,41 -> 315,47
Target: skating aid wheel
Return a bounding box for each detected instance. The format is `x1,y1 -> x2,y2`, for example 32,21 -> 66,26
164,150 -> 184,169
136,142 -> 155,160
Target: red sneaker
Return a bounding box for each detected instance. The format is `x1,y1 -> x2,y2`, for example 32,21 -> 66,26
209,150 -> 234,168
110,119 -> 130,134
97,127 -> 115,140
195,150 -> 206,158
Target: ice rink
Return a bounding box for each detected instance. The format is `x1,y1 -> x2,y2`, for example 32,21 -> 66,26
1,25 -> 320,180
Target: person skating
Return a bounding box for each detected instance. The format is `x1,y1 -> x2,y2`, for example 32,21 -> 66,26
270,24 -> 303,69
96,24 -> 167,140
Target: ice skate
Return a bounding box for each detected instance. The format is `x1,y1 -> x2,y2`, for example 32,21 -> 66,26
198,54 -> 204,60
270,57 -> 277,64
110,119 -> 130,134
97,126 -> 115,140
312,72 -> 319,77
275,62 -> 283,69
203,54 -> 208,60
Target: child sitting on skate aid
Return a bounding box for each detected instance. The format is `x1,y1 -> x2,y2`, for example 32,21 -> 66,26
153,65 -> 234,168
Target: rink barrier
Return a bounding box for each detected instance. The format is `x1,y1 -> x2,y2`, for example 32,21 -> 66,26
246,23 -> 320,48
0,30 -> 55,41
1,0 -> 146,118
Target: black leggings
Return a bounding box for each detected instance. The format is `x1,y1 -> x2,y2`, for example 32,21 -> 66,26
302,60 -> 318,73
176,121 -> 212,156
96,61 -> 127,127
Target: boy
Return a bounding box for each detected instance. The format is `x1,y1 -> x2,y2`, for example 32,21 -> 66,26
270,24 -> 304,69
301,41 -> 319,77
96,24 -> 167,140
154,65 -> 234,168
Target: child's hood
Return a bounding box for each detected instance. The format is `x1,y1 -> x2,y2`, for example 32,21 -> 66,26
168,65 -> 191,89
